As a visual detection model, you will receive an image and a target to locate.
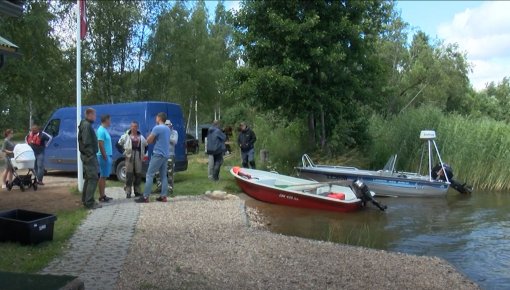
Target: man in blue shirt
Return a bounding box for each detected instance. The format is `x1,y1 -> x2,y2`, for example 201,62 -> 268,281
97,114 -> 113,202
135,112 -> 171,203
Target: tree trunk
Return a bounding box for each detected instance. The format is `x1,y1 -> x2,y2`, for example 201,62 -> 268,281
308,113 -> 316,148
137,20 -> 146,99
320,106 -> 326,150
186,97 -> 192,133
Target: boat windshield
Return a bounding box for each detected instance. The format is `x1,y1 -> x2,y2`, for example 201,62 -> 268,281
382,154 -> 397,172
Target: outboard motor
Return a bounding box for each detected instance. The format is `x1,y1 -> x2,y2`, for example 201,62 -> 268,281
352,180 -> 387,211
431,163 -> 473,194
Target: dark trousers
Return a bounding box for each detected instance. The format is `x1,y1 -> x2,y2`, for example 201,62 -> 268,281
212,153 -> 223,181
241,148 -> 256,169
81,154 -> 98,208
125,151 -> 143,194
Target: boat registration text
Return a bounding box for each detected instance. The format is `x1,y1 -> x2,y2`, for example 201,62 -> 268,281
278,193 -> 299,201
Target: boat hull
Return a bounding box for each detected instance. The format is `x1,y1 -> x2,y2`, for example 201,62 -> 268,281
231,169 -> 363,213
297,168 -> 449,197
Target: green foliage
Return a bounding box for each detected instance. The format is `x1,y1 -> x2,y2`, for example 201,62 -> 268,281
142,1 -> 236,123
472,77 -> 510,122
222,104 -> 309,173
369,106 -> 510,191
232,0 -> 393,151
2,0 -> 510,176
85,0 -> 142,104
0,1 -> 73,130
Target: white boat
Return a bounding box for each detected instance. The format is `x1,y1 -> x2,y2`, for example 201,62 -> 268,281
296,130 -> 470,197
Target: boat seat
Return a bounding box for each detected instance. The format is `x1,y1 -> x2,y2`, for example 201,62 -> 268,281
315,186 -> 332,195
257,179 -> 276,186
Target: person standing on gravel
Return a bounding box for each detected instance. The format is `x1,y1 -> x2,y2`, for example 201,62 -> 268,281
2,129 -> 15,189
96,115 -> 113,203
206,120 -> 226,181
135,112 -> 171,203
78,108 -> 101,209
238,122 -> 257,169
117,121 -> 147,199
25,124 -> 52,185
154,120 -> 178,195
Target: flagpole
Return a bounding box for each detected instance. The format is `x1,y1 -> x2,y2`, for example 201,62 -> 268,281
76,0 -> 84,192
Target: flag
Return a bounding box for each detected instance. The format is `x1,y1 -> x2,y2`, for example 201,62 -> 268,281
79,0 -> 87,40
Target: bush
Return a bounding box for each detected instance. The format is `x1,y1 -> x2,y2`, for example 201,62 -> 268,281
222,105 -> 309,174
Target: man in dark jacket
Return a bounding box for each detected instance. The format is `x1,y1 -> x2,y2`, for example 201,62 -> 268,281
238,122 -> 257,169
206,120 -> 226,181
78,108 -> 101,209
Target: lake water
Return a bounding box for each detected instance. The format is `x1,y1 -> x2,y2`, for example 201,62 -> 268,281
242,192 -> 510,290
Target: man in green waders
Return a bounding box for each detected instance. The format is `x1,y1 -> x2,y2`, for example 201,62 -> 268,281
78,108 -> 102,209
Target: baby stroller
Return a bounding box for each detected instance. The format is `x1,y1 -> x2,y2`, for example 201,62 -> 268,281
6,143 -> 38,192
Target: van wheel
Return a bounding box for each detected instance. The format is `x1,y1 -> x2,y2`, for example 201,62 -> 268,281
116,161 -> 127,183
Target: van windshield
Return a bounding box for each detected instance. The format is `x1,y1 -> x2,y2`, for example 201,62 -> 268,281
45,119 -> 61,137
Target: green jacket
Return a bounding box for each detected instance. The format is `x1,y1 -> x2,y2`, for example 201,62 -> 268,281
78,119 -> 98,158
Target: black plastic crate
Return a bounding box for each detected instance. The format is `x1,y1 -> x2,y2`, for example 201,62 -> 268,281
0,209 -> 57,245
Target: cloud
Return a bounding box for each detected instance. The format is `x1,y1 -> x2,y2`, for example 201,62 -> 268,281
437,2 -> 510,89
224,1 -> 240,13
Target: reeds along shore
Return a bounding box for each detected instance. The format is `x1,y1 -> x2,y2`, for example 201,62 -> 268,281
369,106 -> 510,192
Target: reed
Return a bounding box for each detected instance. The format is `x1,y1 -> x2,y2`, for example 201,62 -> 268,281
368,106 -> 510,191
326,223 -> 376,248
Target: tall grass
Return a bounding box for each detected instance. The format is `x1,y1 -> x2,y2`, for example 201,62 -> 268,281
368,106 -> 510,191
250,113 -> 309,174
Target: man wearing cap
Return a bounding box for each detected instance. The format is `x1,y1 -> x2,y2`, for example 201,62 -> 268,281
166,120 -> 178,194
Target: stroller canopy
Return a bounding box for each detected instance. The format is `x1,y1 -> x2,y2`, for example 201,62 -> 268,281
13,143 -> 35,162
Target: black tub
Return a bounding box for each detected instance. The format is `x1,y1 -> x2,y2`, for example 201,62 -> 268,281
0,209 -> 57,245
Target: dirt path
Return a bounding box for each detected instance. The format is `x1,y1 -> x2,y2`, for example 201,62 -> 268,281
0,172 -> 80,213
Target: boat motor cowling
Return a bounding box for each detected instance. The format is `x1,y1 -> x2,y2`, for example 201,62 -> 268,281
352,180 -> 387,211
352,180 -> 372,202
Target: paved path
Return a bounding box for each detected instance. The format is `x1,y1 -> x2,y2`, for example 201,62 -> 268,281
40,187 -> 138,290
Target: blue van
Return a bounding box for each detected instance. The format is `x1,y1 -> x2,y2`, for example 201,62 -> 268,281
42,101 -> 188,181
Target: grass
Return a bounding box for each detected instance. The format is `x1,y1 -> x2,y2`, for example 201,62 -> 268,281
368,106 -> 510,191
172,152 -> 240,196
326,223 -> 376,248
0,208 -> 88,273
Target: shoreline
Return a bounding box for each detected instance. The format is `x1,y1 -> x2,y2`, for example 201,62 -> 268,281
117,195 -> 479,289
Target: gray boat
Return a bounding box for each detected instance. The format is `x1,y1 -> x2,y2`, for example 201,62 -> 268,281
296,131 -> 471,197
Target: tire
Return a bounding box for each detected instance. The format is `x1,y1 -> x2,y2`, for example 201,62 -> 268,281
6,183 -> 12,191
33,183 -> 38,191
116,160 -> 127,183
194,144 -> 200,154
20,184 -> 25,192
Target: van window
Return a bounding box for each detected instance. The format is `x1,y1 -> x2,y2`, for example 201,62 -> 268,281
45,119 -> 61,137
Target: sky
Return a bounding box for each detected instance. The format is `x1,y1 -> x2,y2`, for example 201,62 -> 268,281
395,1 -> 510,90
208,1 -> 507,90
